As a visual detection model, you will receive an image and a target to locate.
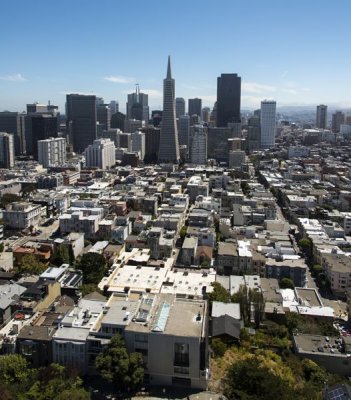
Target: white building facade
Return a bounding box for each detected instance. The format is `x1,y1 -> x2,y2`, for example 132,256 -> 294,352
38,137 -> 66,167
85,138 -> 116,169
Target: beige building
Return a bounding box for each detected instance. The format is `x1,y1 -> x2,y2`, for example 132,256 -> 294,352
322,253 -> 351,296
124,293 -> 208,389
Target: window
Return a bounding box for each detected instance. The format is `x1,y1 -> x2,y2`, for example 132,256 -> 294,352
174,366 -> 189,375
135,334 -> 148,343
174,343 -> 189,367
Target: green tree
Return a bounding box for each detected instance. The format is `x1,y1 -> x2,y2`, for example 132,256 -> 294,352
208,282 -> 230,304
17,254 -> 46,276
54,388 -> 90,400
95,334 -> 144,392
0,354 -> 30,386
77,252 -> 107,284
211,338 -> 226,358
0,242 -> 4,252
80,283 -> 103,297
311,264 -> 323,276
223,351 -> 295,400
298,237 -> 313,258
179,225 -> 187,241
252,289 -> 265,329
26,364 -> 89,400
51,245 -> 70,267
280,277 -> 295,289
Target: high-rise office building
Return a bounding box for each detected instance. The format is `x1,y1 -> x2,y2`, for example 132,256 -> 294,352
0,112 -> 25,155
216,73 -> 241,127
331,111 -> 345,133
66,94 -> 97,154
131,130 -> 146,160
158,56 -> 180,163
247,112 -> 261,153
188,98 -> 202,118
26,103 -> 48,113
109,101 -> 119,115
126,86 -> 149,122
25,114 -> 58,158
201,107 -> 211,123
38,137 -> 66,167
0,132 -> 15,168
176,97 -> 186,118
110,112 -> 125,131
316,105 -> 328,129
260,100 -> 276,148
97,104 -> 111,131
84,138 -> 116,169
143,127 -> 160,164
178,115 -> 190,147
189,125 -> 207,165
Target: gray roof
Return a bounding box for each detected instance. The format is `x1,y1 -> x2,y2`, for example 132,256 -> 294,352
212,302 -> 241,320
0,282 -> 27,311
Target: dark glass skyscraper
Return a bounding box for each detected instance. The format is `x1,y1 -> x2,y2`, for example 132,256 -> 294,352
216,73 -> 241,127
188,98 -> 202,118
158,56 -> 179,163
66,94 -> 97,153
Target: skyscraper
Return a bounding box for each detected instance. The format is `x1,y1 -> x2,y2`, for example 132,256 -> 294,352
189,125 -> 207,165
316,105 -> 328,129
158,56 -> 180,163
176,97 -> 185,118
25,114 -> 58,158
0,112 -> 25,155
260,100 -> 276,148
66,94 -> 97,154
126,86 -> 149,122
0,132 -> 15,168
188,98 -> 202,118
331,111 -> 345,133
216,73 -> 241,127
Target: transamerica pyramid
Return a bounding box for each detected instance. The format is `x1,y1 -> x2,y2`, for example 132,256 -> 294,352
158,56 -> 180,163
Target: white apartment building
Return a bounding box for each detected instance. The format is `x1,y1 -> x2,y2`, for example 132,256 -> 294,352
59,210 -> 102,239
260,100 -> 276,148
131,130 -> 145,160
38,137 -> 66,167
3,202 -> 42,230
85,138 -> 116,169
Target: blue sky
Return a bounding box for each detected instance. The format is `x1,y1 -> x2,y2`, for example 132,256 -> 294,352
1,0 -> 351,113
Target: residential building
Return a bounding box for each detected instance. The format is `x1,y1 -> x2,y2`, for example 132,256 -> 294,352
85,138 -> 116,169
331,111 -> 345,133
38,137 -> 66,167
131,130 -> 146,160
3,202 -> 42,230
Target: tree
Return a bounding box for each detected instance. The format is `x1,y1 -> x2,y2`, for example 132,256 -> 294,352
208,282 -> 230,304
0,242 -> 4,252
54,388 -> 90,400
77,253 -> 107,284
26,364 -> 89,400
17,254 -> 46,276
211,338 -> 226,358
280,277 -> 295,289
298,237 -> 313,259
51,245 -> 70,267
0,193 -> 21,208
95,334 -> 144,392
252,290 -> 265,329
0,354 -> 30,386
179,225 -> 187,241
311,264 -> 323,276
223,351 -> 295,400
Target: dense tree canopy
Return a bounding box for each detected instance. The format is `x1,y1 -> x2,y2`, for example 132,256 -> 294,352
0,355 -> 90,400
95,334 -> 144,392
17,254 -> 46,276
208,282 -> 230,304
77,252 -> 107,284
51,245 -> 70,267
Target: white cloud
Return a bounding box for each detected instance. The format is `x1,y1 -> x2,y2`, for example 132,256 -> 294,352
0,73 -> 27,82
104,75 -> 135,84
242,82 -> 277,94
59,91 -> 100,96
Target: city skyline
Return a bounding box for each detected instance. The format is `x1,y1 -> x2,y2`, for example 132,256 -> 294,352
1,0 -> 351,113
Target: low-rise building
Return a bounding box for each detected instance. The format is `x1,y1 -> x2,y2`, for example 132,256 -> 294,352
3,202 -> 42,230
